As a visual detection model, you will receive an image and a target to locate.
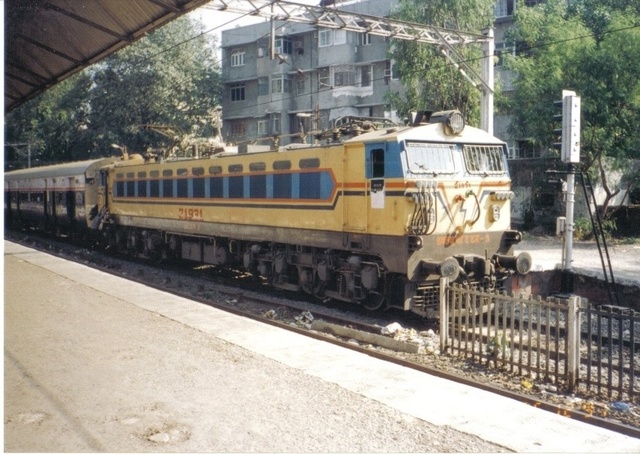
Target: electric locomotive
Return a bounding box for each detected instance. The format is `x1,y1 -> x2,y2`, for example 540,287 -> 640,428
96,110 -> 530,317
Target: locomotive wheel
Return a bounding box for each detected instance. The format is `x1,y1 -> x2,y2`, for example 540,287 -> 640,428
361,291 -> 385,311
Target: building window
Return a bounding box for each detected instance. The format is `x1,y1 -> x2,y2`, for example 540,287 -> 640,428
271,75 -> 290,94
361,32 -> 372,45
511,140 -> 541,159
296,76 -> 306,95
334,64 -> 357,87
333,29 -> 347,45
258,77 -> 269,96
495,42 -> 515,67
257,37 -> 268,58
274,36 -> 293,55
360,65 -> 372,87
319,29 -> 332,47
231,50 -> 245,67
257,120 -> 268,135
230,83 -> 245,102
272,115 -> 281,134
318,67 -> 330,90
384,60 -> 399,84
495,0 -> 515,18
230,120 -> 246,137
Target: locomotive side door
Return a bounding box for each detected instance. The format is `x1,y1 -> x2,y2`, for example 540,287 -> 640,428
98,169 -> 108,212
342,143 -> 368,232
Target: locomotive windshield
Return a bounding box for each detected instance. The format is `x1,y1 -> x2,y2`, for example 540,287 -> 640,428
463,145 -> 507,175
405,142 -> 457,175
403,141 -> 508,177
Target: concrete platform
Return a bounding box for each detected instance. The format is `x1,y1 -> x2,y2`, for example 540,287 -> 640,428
517,237 -> 640,287
4,240 -> 640,452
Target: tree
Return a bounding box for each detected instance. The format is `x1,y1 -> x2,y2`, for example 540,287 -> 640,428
5,15 -> 221,167
504,0 -> 640,217
4,72 -> 93,167
89,15 -> 221,155
387,0 -> 496,125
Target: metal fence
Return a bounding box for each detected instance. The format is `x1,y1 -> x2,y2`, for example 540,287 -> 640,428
439,278 -> 640,402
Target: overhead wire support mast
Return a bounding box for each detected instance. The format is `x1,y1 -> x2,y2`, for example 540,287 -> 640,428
207,0 -> 495,133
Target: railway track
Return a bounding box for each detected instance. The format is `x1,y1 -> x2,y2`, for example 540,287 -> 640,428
5,229 -> 640,439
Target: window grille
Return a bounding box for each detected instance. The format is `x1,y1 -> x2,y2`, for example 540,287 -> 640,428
231,51 -> 245,67
463,145 -> 506,174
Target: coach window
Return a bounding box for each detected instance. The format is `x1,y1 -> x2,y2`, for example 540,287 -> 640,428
209,166 -> 222,175
150,170 -> 160,178
177,168 -> 188,176
193,167 -> 205,176
229,164 -> 243,173
371,148 -> 385,178
137,171 -> 147,178
273,160 -> 291,170
299,158 -> 320,169
126,172 -> 135,179
116,173 -> 124,180
249,162 -> 266,172
163,169 -> 173,177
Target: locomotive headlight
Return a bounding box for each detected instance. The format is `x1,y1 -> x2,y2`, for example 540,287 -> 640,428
428,110 -> 465,135
490,204 -> 501,222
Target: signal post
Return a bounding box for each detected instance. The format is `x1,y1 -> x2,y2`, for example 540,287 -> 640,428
555,90 -> 581,293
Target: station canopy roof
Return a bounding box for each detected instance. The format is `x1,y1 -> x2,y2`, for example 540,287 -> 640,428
5,0 -> 212,113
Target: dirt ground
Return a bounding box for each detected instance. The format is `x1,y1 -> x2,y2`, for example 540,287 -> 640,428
4,244 -> 508,453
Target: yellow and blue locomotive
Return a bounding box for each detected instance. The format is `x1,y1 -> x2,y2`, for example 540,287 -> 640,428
5,111 -> 531,317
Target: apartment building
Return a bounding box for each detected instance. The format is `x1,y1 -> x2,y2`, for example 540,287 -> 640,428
220,0 -> 401,151
219,0 -> 539,154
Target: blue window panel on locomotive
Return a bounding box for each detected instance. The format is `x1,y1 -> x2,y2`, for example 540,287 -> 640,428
114,171 -> 334,202
365,142 -> 403,179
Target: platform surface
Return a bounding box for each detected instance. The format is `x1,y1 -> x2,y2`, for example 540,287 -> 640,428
4,240 -> 640,452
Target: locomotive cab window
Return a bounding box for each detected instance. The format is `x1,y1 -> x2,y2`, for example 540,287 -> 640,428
371,148 -> 385,178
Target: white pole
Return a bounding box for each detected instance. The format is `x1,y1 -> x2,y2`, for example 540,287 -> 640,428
480,28 -> 494,135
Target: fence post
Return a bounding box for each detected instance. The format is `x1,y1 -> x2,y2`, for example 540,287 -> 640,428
440,277 -> 449,352
566,295 -> 581,392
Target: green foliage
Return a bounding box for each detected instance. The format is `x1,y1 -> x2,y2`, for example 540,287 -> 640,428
387,0 -> 495,125
504,0 -> 640,212
573,216 -> 617,240
573,217 -> 592,240
5,16 -> 221,167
